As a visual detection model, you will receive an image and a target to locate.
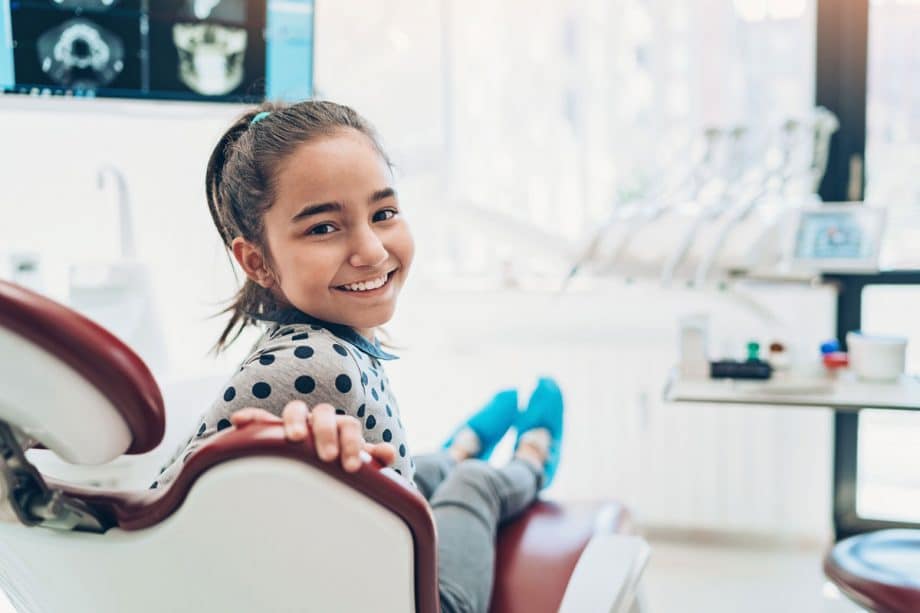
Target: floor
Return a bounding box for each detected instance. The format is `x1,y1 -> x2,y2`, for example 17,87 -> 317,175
0,538 -> 866,612
642,537 -> 865,612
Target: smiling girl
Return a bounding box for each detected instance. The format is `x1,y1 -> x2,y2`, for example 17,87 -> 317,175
156,100 -> 564,613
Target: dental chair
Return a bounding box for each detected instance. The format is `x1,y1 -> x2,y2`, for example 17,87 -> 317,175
0,280 -> 649,613
824,530 -> 920,612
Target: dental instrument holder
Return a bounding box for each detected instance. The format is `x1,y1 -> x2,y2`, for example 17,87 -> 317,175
709,359 -> 773,380
0,422 -> 108,533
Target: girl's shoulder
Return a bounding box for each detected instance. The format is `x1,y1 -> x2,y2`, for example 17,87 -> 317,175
245,323 -> 366,368
232,323 -> 371,394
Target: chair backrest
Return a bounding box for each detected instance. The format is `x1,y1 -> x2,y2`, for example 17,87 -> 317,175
0,281 -> 164,464
0,424 -> 440,613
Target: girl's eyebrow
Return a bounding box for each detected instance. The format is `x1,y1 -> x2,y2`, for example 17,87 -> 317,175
370,187 -> 397,203
291,188 -> 397,223
291,202 -> 343,223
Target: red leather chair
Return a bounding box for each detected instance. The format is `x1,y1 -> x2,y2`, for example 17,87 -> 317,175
824,530 -> 920,613
0,280 -> 649,612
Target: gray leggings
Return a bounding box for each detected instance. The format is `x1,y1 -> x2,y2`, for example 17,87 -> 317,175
412,453 -> 542,613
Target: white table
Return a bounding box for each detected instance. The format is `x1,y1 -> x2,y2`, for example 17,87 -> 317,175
664,369 -> 920,411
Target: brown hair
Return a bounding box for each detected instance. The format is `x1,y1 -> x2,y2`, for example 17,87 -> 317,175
205,100 -> 391,352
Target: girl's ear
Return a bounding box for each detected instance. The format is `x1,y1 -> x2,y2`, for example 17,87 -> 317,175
231,237 -> 275,289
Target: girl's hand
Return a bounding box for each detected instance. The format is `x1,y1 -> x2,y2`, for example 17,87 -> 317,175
229,401 -> 396,473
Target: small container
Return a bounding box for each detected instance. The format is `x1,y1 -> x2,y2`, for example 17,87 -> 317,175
679,314 -> 710,379
823,352 -> 849,370
846,332 -> 907,382
768,341 -> 791,370
746,341 -> 761,362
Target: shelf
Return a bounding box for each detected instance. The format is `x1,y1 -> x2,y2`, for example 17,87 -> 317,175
664,369 -> 920,411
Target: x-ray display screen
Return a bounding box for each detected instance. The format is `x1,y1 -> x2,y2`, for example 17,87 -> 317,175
0,0 -> 313,102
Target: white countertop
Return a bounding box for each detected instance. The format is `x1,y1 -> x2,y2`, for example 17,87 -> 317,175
664,369 -> 920,411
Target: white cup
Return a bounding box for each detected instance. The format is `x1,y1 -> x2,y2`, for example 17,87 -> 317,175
846,332 -> 907,382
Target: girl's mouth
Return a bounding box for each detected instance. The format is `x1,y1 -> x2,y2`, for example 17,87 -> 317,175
334,269 -> 397,295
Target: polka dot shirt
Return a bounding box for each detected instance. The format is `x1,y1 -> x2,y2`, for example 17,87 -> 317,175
153,311 -> 413,489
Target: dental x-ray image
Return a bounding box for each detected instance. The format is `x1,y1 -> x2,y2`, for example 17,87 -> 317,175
178,0 -> 247,23
48,0 -> 122,10
37,19 -> 125,88
10,5 -> 141,91
172,23 -> 247,95
148,0 -> 265,100
4,0 -> 287,102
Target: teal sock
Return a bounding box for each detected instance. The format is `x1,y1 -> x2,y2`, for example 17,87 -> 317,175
443,389 -> 519,459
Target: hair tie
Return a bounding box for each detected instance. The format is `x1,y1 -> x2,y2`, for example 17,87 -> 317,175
250,111 -> 271,126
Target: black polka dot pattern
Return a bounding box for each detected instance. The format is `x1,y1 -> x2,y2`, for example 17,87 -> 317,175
164,327 -> 414,486
252,382 -> 272,399
295,375 -> 315,394
335,374 -> 352,393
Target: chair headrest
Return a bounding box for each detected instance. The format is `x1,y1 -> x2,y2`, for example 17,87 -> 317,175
0,281 -> 164,463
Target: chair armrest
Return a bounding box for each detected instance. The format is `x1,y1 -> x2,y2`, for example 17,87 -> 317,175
558,534 -> 650,613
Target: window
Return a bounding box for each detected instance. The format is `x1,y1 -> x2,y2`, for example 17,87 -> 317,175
443,0 -> 816,276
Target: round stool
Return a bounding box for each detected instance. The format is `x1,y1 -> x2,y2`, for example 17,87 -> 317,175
824,529 -> 920,612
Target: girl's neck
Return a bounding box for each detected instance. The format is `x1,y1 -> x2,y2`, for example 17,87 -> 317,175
354,327 -> 375,342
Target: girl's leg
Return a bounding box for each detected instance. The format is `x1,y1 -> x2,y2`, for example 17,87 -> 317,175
433,458 -> 542,613
414,388 -> 519,500
412,452 -> 456,500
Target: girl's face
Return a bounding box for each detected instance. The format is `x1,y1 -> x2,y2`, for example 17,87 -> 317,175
235,128 -> 414,337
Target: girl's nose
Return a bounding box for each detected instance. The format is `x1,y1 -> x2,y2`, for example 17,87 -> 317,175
348,226 -> 388,268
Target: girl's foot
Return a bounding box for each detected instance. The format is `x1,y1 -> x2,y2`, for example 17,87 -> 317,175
514,377 -> 564,488
513,427 -> 551,472
443,389 -> 519,461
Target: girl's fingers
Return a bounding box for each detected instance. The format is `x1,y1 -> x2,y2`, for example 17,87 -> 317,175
229,408 -> 279,427
310,403 -> 338,461
280,400 -> 309,441
337,416 -> 363,472
364,442 -> 396,466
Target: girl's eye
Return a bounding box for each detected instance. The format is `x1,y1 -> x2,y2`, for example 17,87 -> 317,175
373,209 -> 397,222
307,223 -> 337,236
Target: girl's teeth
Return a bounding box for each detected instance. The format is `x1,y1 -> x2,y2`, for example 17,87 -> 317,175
342,274 -> 388,292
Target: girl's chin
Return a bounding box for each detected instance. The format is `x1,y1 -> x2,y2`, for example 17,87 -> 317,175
337,303 -> 396,329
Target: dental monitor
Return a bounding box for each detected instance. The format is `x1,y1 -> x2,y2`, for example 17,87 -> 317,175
785,204 -> 887,273
0,0 -> 314,103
